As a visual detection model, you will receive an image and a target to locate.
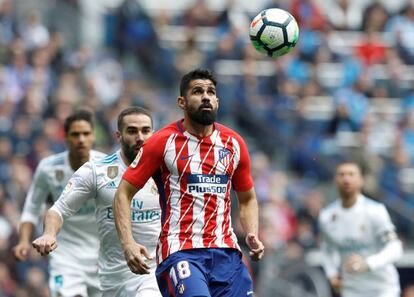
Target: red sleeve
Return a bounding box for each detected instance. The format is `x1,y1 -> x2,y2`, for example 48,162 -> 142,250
231,135 -> 254,192
123,131 -> 166,189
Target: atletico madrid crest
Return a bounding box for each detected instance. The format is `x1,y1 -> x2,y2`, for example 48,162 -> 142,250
218,148 -> 231,167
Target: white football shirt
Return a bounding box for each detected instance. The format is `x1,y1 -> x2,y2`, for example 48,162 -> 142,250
319,194 -> 402,297
51,150 -> 161,292
20,150 -> 106,272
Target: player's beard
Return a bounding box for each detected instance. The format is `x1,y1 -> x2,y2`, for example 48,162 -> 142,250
121,140 -> 143,164
187,103 -> 217,125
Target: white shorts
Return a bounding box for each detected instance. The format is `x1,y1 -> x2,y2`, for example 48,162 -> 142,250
49,267 -> 101,297
102,271 -> 161,297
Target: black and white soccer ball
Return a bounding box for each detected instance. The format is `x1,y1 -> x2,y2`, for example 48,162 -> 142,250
249,8 -> 299,57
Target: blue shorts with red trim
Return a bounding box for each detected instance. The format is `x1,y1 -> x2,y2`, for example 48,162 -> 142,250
155,248 -> 253,297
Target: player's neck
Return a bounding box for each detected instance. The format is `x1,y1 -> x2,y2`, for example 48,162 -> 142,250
182,118 -> 214,138
120,150 -> 131,166
340,193 -> 359,208
68,152 -> 89,171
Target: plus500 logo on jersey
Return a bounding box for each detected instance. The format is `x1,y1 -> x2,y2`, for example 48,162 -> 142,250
187,174 -> 228,194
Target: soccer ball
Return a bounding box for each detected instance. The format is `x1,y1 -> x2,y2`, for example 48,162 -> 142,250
249,8 -> 299,57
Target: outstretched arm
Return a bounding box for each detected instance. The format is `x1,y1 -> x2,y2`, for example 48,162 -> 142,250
32,161 -> 96,257
32,209 -> 62,255
114,179 -> 152,274
236,188 -> 264,261
13,222 -> 35,261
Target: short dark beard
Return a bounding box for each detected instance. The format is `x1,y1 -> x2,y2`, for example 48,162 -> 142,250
187,103 -> 217,125
121,141 -> 138,164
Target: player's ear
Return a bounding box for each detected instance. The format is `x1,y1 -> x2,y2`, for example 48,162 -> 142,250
177,96 -> 186,110
115,130 -> 121,142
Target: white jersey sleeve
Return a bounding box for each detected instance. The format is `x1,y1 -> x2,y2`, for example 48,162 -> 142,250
20,158 -> 50,225
51,162 -> 96,220
319,216 -> 340,279
366,204 -> 403,270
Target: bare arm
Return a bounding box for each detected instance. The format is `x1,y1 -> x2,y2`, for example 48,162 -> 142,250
13,222 -> 35,261
114,179 -> 139,246
114,179 -> 152,274
32,209 -> 63,256
236,188 -> 264,261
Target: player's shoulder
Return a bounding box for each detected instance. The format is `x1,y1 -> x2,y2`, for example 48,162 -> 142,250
90,149 -> 107,161
216,122 -> 241,137
37,151 -> 67,169
95,151 -> 119,166
215,122 -> 246,145
319,200 -> 341,223
360,195 -> 387,213
146,121 -> 180,144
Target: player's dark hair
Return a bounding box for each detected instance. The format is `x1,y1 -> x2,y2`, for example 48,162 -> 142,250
179,68 -> 217,97
336,159 -> 364,175
117,106 -> 153,131
64,109 -> 94,135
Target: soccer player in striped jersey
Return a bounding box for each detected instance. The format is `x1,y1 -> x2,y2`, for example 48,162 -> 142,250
13,110 -> 105,297
114,68 -> 264,297
32,107 -> 162,297
319,161 -> 403,297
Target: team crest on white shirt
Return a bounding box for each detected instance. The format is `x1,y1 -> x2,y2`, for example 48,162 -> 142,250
107,166 -> 118,179
55,170 -> 64,182
130,148 -> 143,168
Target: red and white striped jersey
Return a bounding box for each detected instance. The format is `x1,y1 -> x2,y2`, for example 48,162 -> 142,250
123,120 -> 254,263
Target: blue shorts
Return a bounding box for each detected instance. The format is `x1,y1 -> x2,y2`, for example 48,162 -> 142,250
155,248 -> 253,297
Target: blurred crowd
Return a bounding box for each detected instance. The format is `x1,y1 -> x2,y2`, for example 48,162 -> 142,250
1,0 -> 414,296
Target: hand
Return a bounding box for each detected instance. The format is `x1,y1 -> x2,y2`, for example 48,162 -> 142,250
13,242 -> 31,261
329,275 -> 342,293
344,254 -> 369,273
245,233 -> 264,261
32,234 -> 58,256
123,242 -> 153,274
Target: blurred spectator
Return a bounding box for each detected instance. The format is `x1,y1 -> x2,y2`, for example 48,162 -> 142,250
19,10 -> 49,51
361,1 -> 389,32
328,76 -> 370,134
324,0 -> 363,31
354,30 -> 387,65
173,30 -> 206,77
0,0 -> 15,47
290,0 -> 327,31
404,285 -> 414,297
385,4 -> 414,61
180,0 -> 218,27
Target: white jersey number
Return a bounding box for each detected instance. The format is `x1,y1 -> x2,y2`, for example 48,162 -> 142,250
169,260 -> 191,286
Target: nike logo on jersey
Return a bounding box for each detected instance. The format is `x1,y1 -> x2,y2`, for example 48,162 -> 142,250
247,291 -> 254,296
180,154 -> 194,160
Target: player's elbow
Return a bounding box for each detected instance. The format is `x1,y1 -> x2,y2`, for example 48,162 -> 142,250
393,239 -> 404,262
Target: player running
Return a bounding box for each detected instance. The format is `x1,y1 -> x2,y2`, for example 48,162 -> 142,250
114,68 -> 264,297
32,107 -> 162,297
319,161 -> 403,297
13,109 -> 105,297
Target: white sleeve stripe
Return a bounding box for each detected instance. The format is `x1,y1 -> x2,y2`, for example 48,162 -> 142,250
20,212 -> 40,225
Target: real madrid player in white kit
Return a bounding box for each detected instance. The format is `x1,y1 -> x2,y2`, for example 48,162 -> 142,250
13,110 -> 105,297
319,161 -> 403,297
32,107 -> 162,297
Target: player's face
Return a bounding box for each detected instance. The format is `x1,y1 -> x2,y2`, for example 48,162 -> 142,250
335,163 -> 364,196
180,79 -> 219,125
65,120 -> 94,158
117,113 -> 153,164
